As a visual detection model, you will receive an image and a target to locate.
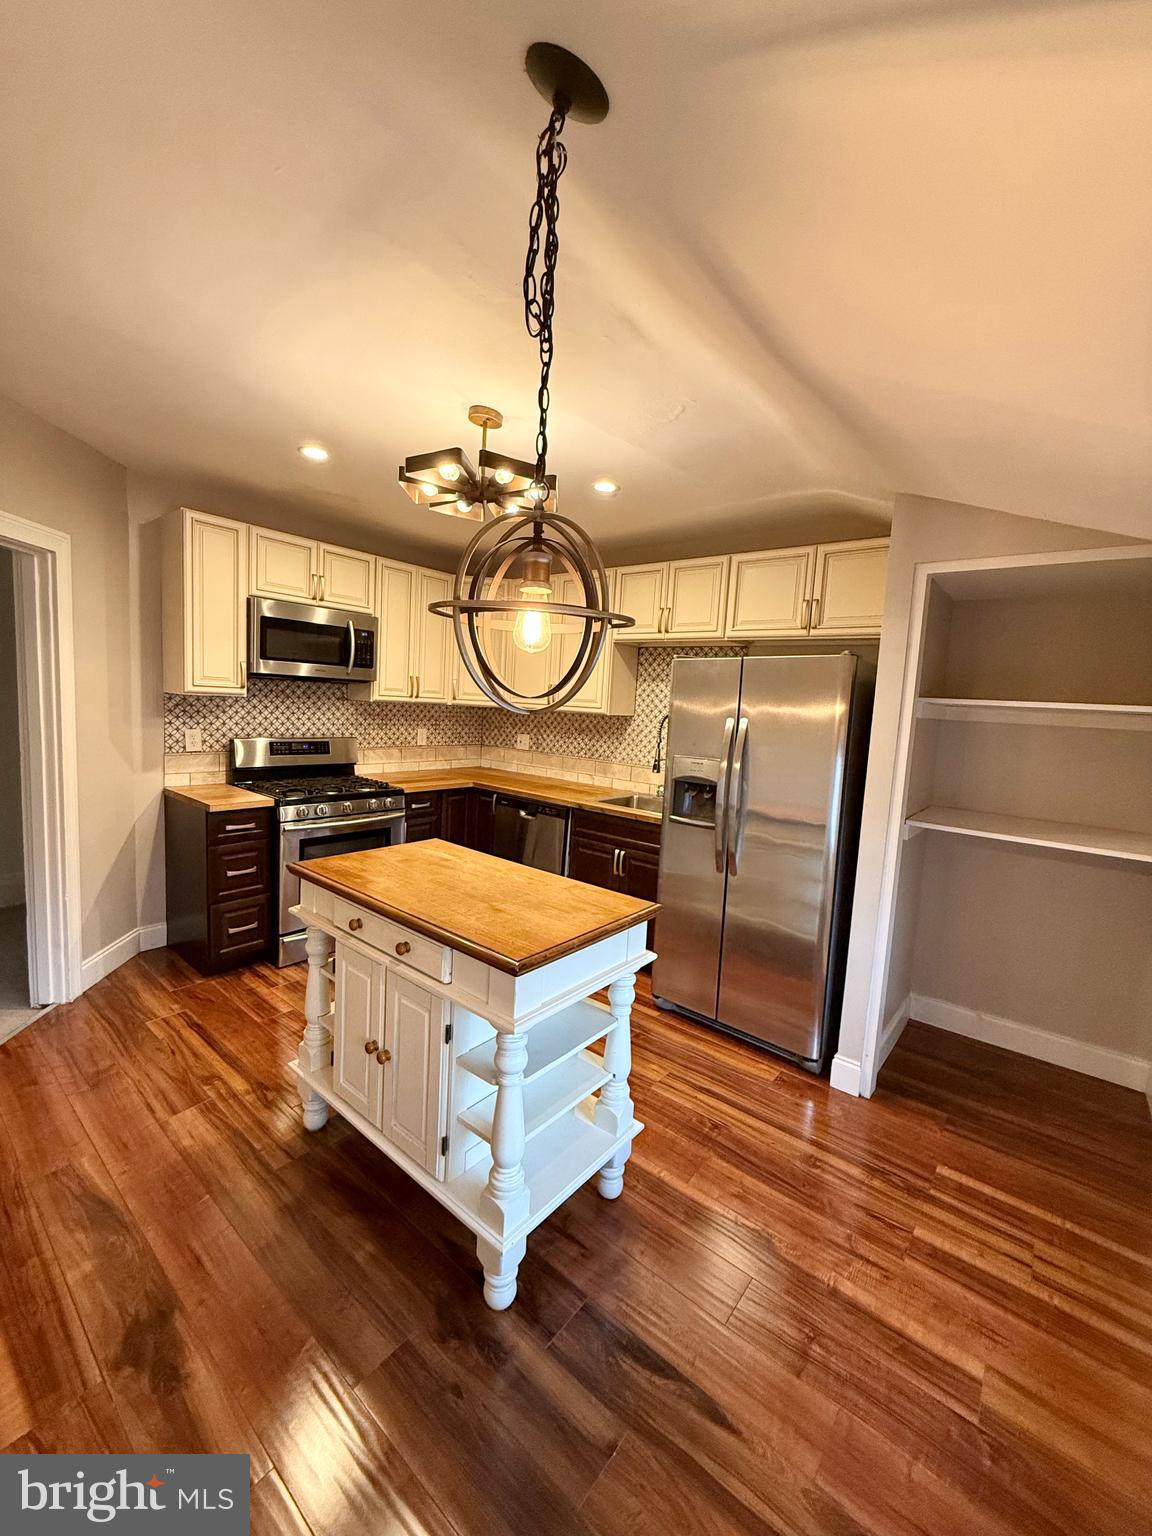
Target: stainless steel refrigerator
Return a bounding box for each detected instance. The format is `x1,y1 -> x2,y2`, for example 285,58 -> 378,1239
652,653 -> 873,1071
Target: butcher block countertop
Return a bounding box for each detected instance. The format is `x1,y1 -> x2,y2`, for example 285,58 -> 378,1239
163,783 -> 275,810
291,839 -> 660,975
390,767 -> 662,823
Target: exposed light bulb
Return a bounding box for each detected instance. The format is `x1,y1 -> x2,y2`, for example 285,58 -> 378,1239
512,583 -> 553,653
527,483 -> 547,501
493,467 -> 514,485
592,478 -> 620,496
439,462 -> 461,481
299,443 -> 330,463
420,483 -> 438,497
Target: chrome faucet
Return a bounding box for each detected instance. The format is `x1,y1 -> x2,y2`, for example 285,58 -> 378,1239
652,712 -> 670,776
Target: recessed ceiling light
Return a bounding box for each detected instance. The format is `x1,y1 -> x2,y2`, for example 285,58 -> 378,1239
592,478 -> 620,496
299,443 -> 330,463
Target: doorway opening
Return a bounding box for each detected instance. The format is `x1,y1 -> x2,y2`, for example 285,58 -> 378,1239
0,546 -> 34,1039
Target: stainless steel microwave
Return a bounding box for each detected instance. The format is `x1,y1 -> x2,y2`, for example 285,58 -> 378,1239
248,596 -> 378,682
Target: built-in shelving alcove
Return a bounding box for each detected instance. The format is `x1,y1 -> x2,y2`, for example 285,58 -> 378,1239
873,546 -> 1152,1093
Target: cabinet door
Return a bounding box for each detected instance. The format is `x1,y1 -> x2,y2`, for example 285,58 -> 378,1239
615,562 -> 667,641
620,842 -> 660,903
469,789 -> 496,855
319,543 -> 375,612
333,944 -> 386,1126
382,974 -> 448,1174
441,788 -> 471,845
552,569 -> 618,713
725,546 -> 815,638
249,527 -> 317,602
186,509 -> 248,693
665,556 -> 729,639
414,569 -> 453,702
403,793 -> 441,842
810,539 -> 889,636
452,614 -> 507,706
568,829 -> 622,891
374,560 -> 417,700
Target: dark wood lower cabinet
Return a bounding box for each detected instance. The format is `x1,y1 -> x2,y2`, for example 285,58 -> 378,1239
569,809 -> 661,963
403,792 -> 442,842
434,787 -> 496,854
164,795 -> 274,974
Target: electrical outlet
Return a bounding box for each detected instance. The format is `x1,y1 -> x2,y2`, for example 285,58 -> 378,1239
416,727 -> 429,746
184,727 -> 203,753
515,733 -> 531,751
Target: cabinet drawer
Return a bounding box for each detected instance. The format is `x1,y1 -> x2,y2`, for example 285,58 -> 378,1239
207,807 -> 273,844
207,839 -> 269,900
332,896 -> 453,983
209,895 -> 269,959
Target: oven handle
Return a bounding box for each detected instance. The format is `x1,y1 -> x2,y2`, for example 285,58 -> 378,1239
345,620 -> 356,674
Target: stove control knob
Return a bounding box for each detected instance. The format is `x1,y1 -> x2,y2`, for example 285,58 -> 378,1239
341,801 -> 353,815
296,805 -> 311,819
315,804 -> 330,818
366,799 -> 379,811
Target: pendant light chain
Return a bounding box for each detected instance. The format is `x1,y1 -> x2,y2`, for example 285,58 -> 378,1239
523,103 -> 568,495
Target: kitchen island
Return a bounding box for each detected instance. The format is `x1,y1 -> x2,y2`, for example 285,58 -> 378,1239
289,839 -> 657,1309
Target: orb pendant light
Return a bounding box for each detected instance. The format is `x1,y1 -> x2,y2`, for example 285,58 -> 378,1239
424,43 -> 634,713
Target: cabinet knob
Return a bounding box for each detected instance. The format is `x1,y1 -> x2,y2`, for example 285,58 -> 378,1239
364,1038 -> 379,1054
376,1048 -> 392,1065
348,917 -> 364,931
395,940 -> 411,956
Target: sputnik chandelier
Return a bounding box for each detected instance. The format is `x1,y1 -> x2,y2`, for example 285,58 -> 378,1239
402,43 -> 634,712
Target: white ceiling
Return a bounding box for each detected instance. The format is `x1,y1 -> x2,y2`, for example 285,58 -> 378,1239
1,0 -> 1149,561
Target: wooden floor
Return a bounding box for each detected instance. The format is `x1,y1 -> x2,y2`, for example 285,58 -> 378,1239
1,951 -> 1150,1535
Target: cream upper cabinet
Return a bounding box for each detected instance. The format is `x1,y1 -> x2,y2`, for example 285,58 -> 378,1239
726,546 -> 816,637
371,559 -> 417,700
453,612 -> 509,706
249,527 -> 317,603
162,508 -> 248,695
249,527 -> 375,612
414,569 -> 453,702
381,974 -> 448,1175
552,569 -> 638,714
665,556 -> 729,639
615,562 -> 666,641
810,538 -> 889,637
319,542 -> 375,612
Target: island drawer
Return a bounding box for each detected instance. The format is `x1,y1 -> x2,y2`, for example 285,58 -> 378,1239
332,895 -> 453,983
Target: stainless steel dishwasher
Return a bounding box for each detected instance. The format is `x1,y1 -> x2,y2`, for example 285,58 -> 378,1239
492,796 -> 571,873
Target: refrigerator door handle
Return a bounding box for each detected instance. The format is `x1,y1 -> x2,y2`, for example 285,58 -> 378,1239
727,716 -> 749,875
714,716 -> 736,873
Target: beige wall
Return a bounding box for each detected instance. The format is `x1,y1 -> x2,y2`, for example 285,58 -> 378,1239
0,392 -> 135,957
837,492 -> 1134,1091
0,548 -> 24,906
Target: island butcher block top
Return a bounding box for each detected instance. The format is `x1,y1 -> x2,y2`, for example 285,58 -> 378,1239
289,838 -> 659,975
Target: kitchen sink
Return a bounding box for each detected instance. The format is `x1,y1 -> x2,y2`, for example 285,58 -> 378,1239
599,792 -> 665,814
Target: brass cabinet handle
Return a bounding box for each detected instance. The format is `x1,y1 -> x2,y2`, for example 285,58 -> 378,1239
619,849 -> 628,879
810,595 -> 821,629
395,941 -> 411,956
801,597 -> 811,630
364,1038 -> 379,1054
376,1048 -> 392,1065
415,674 -> 421,699
348,917 -> 364,931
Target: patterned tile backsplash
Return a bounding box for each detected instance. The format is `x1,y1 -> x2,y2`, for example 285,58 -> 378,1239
163,645 -> 746,772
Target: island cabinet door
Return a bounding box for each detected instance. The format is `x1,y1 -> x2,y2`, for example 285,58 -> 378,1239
382,974 -> 449,1175
334,945 -> 387,1126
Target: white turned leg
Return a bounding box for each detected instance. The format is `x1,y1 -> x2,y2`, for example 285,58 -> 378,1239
476,1235 -> 526,1311
298,927 -> 333,1131
597,1140 -> 632,1200
595,972 -> 637,1140
478,1031 -> 531,1237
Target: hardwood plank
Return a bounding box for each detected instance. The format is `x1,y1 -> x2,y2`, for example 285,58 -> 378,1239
2,1385 -> 128,1455
251,1469 -> 316,1536
579,1432 -> 787,1536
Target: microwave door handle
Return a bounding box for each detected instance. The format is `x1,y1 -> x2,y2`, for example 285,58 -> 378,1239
727,716 -> 749,876
346,620 -> 356,673
714,716 -> 735,874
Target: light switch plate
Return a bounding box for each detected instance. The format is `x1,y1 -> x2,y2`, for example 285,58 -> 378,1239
515,733 -> 531,751
184,727 -> 203,752
416,727 -> 429,746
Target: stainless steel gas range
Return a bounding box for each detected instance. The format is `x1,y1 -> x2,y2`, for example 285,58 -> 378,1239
228,736 -> 406,965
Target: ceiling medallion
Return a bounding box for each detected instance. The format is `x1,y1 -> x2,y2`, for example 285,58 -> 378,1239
417,42 -> 634,713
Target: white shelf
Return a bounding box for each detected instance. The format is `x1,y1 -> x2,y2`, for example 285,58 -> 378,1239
916,697 -> 1152,732
456,997 -> 616,1086
457,1051 -> 610,1145
905,805 -> 1152,865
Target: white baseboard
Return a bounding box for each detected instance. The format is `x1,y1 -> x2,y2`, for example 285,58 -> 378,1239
829,1053 -> 863,1097
877,995 -> 911,1072
910,994 -> 1152,1093
80,922 -> 167,991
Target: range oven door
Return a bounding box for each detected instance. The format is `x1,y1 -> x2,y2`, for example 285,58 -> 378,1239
278,811 -> 405,964
249,596 -> 378,682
